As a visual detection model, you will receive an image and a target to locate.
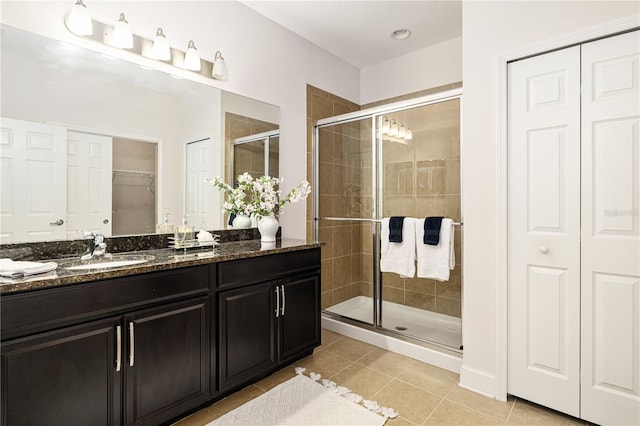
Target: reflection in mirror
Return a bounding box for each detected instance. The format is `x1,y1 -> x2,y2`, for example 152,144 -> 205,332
0,25 -> 279,244
231,130 -> 280,187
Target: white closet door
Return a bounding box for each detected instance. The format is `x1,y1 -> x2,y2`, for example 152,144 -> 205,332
0,117 -> 67,243
66,131 -> 113,239
507,46 -> 581,416
580,30 -> 640,426
185,139 -> 213,230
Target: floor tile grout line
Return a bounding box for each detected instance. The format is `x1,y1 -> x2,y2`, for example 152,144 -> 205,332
421,396 -> 446,425
439,396 -> 512,424
504,396 -> 518,425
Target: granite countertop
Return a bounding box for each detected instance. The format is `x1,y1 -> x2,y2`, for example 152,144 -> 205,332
0,238 -> 322,295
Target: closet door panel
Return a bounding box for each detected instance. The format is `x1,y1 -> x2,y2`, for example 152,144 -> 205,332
581,30 -> 640,426
507,46 -> 581,417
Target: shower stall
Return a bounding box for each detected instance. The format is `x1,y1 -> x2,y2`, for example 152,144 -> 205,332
313,89 -> 463,352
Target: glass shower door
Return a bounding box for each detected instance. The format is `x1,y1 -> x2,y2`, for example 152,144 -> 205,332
316,117 -> 377,325
377,99 -> 462,349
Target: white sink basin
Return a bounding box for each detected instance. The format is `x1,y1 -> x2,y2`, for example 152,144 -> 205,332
64,255 -> 155,271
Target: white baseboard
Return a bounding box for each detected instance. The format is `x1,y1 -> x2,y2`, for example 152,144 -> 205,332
459,365 -> 501,400
321,316 -> 462,373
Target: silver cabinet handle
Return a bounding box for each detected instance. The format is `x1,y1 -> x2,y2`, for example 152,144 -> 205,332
129,322 -> 135,367
275,286 -> 280,318
50,219 -> 64,226
281,285 -> 286,316
116,325 -> 121,372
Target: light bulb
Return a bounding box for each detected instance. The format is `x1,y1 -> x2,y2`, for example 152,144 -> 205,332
151,28 -> 171,61
382,117 -> 390,133
405,128 -> 413,140
67,0 -> 92,36
184,40 -> 201,71
212,51 -> 228,80
398,125 -> 406,138
389,120 -> 399,136
112,13 -> 133,49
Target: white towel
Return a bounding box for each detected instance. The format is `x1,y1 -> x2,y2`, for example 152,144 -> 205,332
416,218 -> 455,281
380,217 -> 416,278
0,258 -> 58,278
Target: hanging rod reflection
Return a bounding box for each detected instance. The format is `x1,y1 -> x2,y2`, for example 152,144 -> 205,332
318,216 -> 463,226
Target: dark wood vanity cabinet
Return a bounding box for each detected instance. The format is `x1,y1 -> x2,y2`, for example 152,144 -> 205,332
218,249 -> 321,392
0,246 -> 321,425
1,266 -> 212,426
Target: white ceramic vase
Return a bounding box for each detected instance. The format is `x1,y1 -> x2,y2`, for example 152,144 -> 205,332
232,214 -> 252,229
257,215 -> 279,243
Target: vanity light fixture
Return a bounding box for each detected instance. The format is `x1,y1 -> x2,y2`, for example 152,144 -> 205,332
67,0 -> 92,36
151,28 -> 171,61
212,51 -> 228,80
405,128 -> 413,140
398,124 -> 406,139
183,40 -> 201,71
64,4 -> 228,82
112,13 -> 133,49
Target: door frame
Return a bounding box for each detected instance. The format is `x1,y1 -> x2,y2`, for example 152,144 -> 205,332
496,15 -> 639,402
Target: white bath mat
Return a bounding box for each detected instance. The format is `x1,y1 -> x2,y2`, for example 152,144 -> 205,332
206,370 -> 396,426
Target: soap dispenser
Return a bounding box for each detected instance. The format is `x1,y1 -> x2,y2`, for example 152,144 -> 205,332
175,216 -> 195,245
156,213 -> 175,234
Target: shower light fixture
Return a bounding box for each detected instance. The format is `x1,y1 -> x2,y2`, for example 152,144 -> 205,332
151,28 -> 171,61
212,51 -> 228,80
380,116 -> 413,141
382,117 -> 390,133
184,40 -> 201,71
389,120 -> 399,136
67,0 -> 92,36
112,13 -> 133,49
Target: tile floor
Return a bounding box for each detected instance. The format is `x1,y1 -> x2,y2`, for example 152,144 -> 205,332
174,329 -> 591,426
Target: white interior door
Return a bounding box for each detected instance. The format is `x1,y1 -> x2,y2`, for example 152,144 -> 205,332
507,46 -> 581,416
185,139 -> 213,230
66,131 -> 113,239
580,30 -> 640,426
0,117 -> 67,243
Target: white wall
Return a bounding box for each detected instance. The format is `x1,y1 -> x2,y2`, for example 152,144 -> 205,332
461,1 -> 639,398
0,0 -> 360,239
360,36 -> 462,104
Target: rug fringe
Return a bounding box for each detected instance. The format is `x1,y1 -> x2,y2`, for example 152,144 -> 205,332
293,367 -> 399,419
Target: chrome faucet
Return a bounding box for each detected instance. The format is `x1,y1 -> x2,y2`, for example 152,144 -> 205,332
81,231 -> 108,260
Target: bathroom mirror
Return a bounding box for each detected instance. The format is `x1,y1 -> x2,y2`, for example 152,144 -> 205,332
0,25 -> 279,244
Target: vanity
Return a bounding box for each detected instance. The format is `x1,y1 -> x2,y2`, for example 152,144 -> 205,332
0,239 -> 322,426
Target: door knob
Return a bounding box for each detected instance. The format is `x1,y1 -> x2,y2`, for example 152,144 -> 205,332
539,246 -> 549,254
103,219 -> 109,224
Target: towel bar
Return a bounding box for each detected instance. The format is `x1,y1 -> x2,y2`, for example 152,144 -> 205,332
318,217 -> 463,226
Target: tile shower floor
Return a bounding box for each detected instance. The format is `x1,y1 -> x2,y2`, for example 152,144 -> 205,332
326,295 -> 462,350
174,329 -> 590,426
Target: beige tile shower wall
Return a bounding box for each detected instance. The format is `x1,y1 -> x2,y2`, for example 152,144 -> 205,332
306,85 -> 364,310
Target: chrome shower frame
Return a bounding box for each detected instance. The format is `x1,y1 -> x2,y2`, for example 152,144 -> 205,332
313,88 -> 464,352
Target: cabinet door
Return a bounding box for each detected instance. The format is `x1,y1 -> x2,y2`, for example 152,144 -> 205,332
279,273 -> 321,362
125,297 -> 210,426
1,316 -> 122,426
219,284 -> 276,392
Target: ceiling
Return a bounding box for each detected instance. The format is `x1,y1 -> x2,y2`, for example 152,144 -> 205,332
241,0 -> 462,69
